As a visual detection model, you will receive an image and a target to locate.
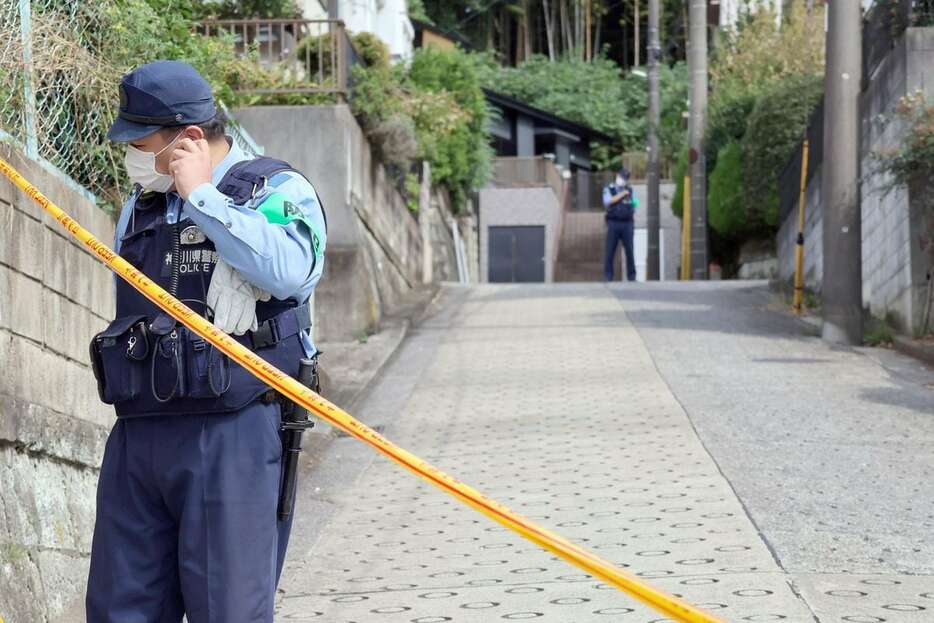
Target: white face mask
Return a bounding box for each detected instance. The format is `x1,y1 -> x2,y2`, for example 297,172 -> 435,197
615,175 -> 625,186
124,131 -> 182,193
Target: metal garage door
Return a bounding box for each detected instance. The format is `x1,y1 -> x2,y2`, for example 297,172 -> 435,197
488,226 -> 546,283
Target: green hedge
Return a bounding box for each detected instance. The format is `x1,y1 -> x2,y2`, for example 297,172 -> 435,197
349,46 -> 491,211
707,141 -> 745,236
741,73 -> 823,234
705,82 -> 760,176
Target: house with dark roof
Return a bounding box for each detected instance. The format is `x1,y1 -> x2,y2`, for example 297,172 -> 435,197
484,89 -> 614,171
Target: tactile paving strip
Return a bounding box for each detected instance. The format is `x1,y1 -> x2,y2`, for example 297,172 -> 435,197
275,285 -> 923,622
790,575 -> 933,623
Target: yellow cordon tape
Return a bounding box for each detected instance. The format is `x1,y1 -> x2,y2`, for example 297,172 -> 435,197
0,157 -> 724,623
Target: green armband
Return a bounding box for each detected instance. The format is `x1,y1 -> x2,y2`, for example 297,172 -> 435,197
255,191 -> 324,258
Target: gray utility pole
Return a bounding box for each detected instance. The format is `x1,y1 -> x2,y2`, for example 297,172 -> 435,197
687,0 -> 708,279
821,0 -> 863,344
646,0 -> 661,280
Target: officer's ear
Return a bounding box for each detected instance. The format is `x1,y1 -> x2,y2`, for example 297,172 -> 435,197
179,125 -> 205,141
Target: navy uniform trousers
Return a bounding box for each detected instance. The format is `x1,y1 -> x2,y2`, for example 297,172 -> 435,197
604,219 -> 637,282
86,401 -> 293,623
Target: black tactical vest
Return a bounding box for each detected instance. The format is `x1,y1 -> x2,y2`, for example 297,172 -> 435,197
90,158 -> 313,418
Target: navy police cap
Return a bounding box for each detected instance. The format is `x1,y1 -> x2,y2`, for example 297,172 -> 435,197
107,60 -> 216,142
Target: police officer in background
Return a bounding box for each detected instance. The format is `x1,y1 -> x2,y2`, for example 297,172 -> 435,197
602,167 -> 639,282
86,60 -> 327,622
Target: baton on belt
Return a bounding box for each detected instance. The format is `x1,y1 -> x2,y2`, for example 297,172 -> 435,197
278,356 -> 318,521
0,154 -> 724,623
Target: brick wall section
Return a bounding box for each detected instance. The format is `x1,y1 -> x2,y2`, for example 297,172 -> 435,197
0,142 -> 116,622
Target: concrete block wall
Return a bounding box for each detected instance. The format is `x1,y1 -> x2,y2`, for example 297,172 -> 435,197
0,141 -> 116,623
777,168 -> 823,291
777,28 -> 934,333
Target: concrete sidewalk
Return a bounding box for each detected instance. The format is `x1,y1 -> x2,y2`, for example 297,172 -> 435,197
276,284 -> 825,621
614,280 -> 934,623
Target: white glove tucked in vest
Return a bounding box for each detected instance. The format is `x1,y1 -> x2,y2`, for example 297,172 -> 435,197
206,259 -> 272,335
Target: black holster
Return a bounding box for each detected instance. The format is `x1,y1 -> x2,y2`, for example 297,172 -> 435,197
277,356 -> 320,522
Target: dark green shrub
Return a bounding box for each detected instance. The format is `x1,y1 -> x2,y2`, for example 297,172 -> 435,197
705,82 -> 760,175
742,73 -> 823,234
707,141 -> 746,237
292,30 -> 390,83
351,31 -> 391,69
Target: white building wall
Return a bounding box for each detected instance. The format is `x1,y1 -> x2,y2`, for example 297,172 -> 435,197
297,0 -> 327,19
376,0 -> 415,62
332,0 -> 414,62
718,0 -> 782,29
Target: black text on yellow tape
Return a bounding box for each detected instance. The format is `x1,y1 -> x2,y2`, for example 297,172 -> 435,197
0,156 -> 724,623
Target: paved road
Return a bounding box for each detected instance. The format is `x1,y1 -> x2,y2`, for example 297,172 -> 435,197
277,282 -> 934,623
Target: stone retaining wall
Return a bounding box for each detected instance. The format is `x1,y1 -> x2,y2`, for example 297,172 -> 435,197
0,141 -> 115,623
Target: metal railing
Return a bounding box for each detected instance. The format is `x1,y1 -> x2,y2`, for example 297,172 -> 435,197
569,169 -> 611,212
863,0 -> 934,85
198,19 -> 353,94
492,156 -> 565,199
616,151 -> 674,182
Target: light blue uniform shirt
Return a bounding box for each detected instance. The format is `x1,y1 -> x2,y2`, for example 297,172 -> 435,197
602,184 -> 640,210
113,139 -> 327,355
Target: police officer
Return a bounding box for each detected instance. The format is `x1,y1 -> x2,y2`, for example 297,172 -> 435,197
602,167 -> 639,282
86,60 -> 327,622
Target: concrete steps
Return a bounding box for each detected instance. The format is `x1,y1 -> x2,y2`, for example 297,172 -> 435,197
555,212 -> 609,282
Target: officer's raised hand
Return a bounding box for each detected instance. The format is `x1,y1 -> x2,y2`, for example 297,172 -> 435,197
168,136 -> 213,200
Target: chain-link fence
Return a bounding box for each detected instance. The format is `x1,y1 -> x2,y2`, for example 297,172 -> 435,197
0,0 -> 117,202
0,0 -> 263,208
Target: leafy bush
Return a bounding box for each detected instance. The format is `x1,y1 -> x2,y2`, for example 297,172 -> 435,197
705,81 -> 760,175
876,91 -> 934,204
707,141 -> 745,236
293,30 -> 390,79
350,46 -> 491,211
408,47 -> 492,207
741,73 -> 823,234
192,0 -> 300,19
699,0 -> 825,241
621,62 -> 690,165
710,3 -> 825,90
352,31 -> 392,69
